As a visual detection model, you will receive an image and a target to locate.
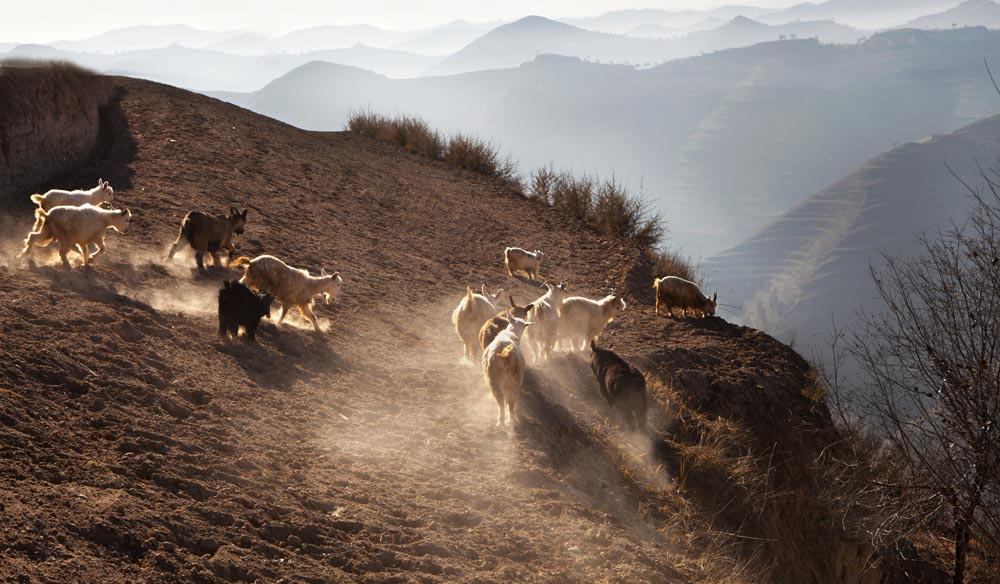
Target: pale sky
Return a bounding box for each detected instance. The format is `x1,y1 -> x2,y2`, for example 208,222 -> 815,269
0,0 -> 797,43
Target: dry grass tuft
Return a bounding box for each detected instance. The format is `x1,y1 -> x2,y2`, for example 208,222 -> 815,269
347,110 -> 519,189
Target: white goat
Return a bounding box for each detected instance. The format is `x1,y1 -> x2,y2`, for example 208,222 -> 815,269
21,204 -> 131,267
482,317 -> 531,427
504,247 -> 544,280
452,284 -> 504,363
30,179 -> 114,231
524,281 -> 567,361
232,255 -> 341,333
559,294 -> 626,351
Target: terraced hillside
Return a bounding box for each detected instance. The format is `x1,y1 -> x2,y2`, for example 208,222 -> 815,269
709,113 -> 1000,372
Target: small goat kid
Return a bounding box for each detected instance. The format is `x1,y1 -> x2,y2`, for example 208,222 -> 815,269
483,317 -> 532,427
232,255 -> 341,333
218,280 -> 273,342
479,296 -> 534,351
21,204 -> 131,267
452,284 -> 504,363
559,294 -> 626,351
653,276 -> 717,318
590,341 -> 647,432
166,208 -> 247,272
504,247 -> 543,280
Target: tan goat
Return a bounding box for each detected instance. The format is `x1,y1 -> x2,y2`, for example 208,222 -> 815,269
232,255 -> 341,333
451,284 -> 504,363
21,204 -> 130,267
504,247 -> 544,280
483,317 -> 531,427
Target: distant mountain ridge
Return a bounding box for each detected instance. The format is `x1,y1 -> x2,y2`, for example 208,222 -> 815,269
430,14 -> 866,75
904,0 -> 1000,29
222,27 -> 1000,255
2,43 -> 440,91
759,0 -> 956,27
561,5 -> 770,33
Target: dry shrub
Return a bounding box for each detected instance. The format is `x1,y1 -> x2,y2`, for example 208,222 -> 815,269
347,111 -> 520,189
529,166 -> 667,249
346,110 -> 443,160
549,172 -> 595,222
649,247 -> 702,283
527,164 -> 559,205
442,134 -> 520,188
591,175 -> 664,248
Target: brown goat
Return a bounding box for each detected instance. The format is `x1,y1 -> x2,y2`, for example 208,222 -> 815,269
479,296 -> 535,351
653,276 -> 716,318
166,207 -> 247,272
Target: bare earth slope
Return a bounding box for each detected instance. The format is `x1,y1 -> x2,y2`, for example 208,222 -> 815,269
0,78 -> 856,583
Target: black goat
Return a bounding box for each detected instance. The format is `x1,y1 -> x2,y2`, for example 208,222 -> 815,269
590,340 -> 648,431
218,280 -> 272,342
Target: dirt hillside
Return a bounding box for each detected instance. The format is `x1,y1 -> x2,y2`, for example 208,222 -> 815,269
0,76 -> 874,583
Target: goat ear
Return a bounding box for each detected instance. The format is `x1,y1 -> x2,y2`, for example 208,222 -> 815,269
481,283 -> 488,296
525,303 -> 534,311
508,296 -> 517,308
97,178 -> 103,185
332,271 -> 339,278
713,292 -> 718,302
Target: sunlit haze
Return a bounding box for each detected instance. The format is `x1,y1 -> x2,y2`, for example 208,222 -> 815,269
0,0 -> 798,42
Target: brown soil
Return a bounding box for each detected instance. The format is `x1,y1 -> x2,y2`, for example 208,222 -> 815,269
0,77 -> 850,583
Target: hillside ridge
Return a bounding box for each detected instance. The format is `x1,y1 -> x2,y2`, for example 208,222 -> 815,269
0,73 -> 883,583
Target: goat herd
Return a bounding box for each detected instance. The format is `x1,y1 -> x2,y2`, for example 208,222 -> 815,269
17,179 -> 721,432
455,247 -> 718,430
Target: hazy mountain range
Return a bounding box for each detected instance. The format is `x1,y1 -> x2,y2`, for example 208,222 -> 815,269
758,0 -> 957,28
904,0 -> 1000,29
429,15 -> 866,75
560,5 -> 773,33
43,20 -> 504,56
2,43 -> 442,90
214,26 -> 1000,256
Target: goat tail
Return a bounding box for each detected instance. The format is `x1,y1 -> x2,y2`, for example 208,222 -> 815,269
230,256 -> 252,269
30,194 -> 43,205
